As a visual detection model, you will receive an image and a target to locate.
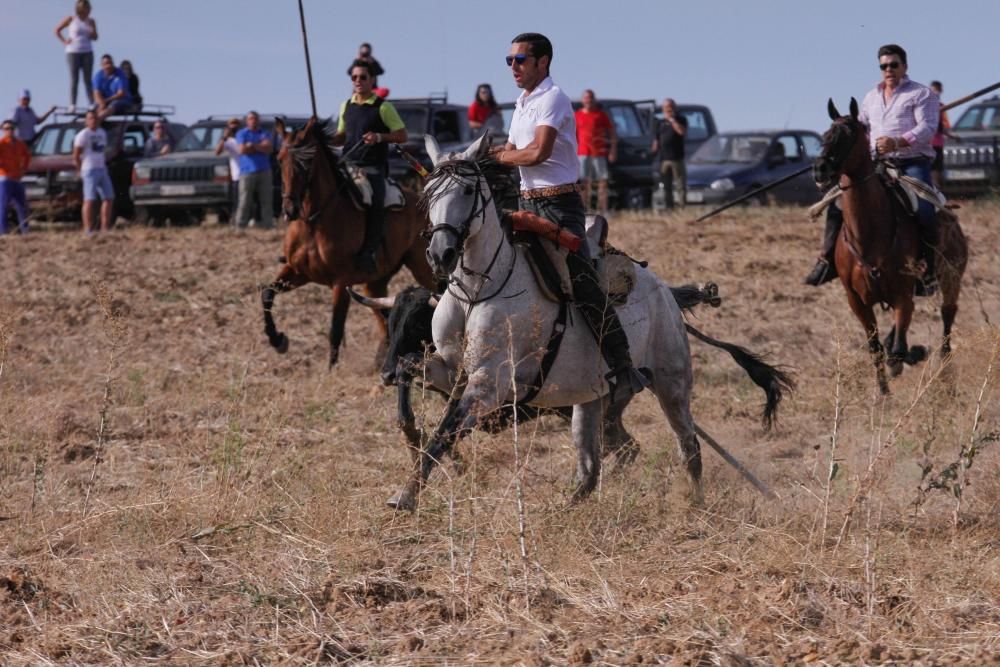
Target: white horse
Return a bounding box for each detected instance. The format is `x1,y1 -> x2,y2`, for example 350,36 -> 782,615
388,133 -> 790,511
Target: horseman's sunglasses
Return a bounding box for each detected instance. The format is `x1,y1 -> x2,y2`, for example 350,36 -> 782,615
505,54 -> 531,67
351,74 -> 370,81
879,61 -> 902,70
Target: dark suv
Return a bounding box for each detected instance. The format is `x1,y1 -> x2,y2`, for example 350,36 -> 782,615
384,96 -> 473,189
941,95 -> 1000,198
130,114 -> 307,225
21,106 -> 185,221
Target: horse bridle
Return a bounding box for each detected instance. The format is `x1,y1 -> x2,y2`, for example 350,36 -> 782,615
283,128 -> 353,223
422,159 -> 516,306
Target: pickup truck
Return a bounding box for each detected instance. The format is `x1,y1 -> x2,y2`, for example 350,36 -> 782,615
941,95 -> 1000,198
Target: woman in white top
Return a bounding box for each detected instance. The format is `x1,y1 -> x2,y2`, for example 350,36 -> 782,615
55,0 -> 98,110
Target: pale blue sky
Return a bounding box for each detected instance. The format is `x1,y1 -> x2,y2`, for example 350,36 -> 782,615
4,1 -> 999,131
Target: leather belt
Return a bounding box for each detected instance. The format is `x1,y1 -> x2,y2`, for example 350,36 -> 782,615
520,183 -> 581,200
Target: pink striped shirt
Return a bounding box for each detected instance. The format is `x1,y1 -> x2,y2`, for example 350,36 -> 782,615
858,76 -> 939,160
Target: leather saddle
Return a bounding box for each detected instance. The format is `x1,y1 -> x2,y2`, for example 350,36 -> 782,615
346,167 -> 406,212
512,214 -> 640,306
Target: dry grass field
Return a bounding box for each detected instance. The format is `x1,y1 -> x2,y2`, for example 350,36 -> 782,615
1,201 -> 999,665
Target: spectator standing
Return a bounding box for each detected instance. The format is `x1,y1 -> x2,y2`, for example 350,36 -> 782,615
12,90 -> 56,144
234,111 -> 274,229
55,0 -> 98,111
143,119 -> 173,157
651,98 -> 688,209
93,54 -> 132,119
468,84 -> 503,136
929,80 -> 959,188
72,110 -> 114,234
0,119 -> 32,235
574,89 -> 617,214
120,60 -> 143,110
214,117 -> 242,215
348,43 -> 385,86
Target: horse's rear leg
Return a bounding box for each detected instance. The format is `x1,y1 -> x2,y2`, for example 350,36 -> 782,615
571,400 -> 603,503
650,371 -> 703,505
328,284 -> 353,367
602,395 -> 639,469
262,265 -> 306,353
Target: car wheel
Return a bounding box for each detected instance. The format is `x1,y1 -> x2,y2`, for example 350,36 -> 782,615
623,187 -> 646,210
744,186 -> 766,207
133,206 -> 151,226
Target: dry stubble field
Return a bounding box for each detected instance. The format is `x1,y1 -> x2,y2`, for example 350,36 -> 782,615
1,202 -> 999,665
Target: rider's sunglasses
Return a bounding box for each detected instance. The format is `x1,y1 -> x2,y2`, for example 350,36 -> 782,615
505,53 -> 531,67
879,61 -> 902,71
351,74 -> 369,81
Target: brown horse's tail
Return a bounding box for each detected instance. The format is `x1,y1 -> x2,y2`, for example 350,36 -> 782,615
684,323 -> 795,430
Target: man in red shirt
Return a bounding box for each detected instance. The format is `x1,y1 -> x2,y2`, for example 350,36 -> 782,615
0,119 -> 32,235
575,89 -> 617,214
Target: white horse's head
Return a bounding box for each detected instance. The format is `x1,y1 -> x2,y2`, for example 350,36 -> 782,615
423,132 -> 493,276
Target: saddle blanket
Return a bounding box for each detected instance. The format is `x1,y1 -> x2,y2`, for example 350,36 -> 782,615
808,167 -> 951,221
518,214 -> 638,306
348,167 -> 406,211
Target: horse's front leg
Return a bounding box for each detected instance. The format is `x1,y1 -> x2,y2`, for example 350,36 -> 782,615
887,298 -> 921,376
846,292 -> 888,395
262,265 -> 307,353
388,367 -> 499,512
571,399 -> 604,503
328,284 -> 352,367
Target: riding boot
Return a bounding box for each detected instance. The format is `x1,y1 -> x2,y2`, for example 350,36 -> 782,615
567,251 -> 649,404
804,205 -> 842,286
916,210 -> 940,296
356,169 -> 386,274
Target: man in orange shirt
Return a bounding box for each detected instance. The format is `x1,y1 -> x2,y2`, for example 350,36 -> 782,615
0,119 -> 32,235
575,89 -> 617,215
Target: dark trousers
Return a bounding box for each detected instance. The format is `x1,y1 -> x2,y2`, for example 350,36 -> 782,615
518,192 -> 633,375
362,166 -> 386,252
0,180 -> 28,234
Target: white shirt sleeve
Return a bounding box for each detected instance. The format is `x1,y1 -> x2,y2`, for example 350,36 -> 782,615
536,94 -> 572,131
224,137 -> 240,159
73,129 -> 86,149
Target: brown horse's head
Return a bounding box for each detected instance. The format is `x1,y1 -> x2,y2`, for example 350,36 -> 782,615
276,116 -> 338,221
813,98 -> 868,190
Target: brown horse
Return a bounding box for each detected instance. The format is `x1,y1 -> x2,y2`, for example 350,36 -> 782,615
813,98 -> 968,394
261,116 -> 438,366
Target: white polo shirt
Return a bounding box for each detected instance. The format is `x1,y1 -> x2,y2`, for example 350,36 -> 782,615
508,76 -> 578,190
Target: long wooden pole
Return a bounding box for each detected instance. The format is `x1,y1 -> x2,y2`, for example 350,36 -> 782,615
941,81 -> 1000,112
296,0 -> 318,118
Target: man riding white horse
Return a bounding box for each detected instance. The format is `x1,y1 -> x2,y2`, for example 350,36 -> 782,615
805,43 -> 941,294
492,32 -> 648,403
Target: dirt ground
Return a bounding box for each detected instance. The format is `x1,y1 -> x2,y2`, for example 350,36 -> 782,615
1,201 -> 999,665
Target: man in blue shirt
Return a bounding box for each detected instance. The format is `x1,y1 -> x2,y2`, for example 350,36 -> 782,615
92,54 -> 132,120
234,110 -> 274,229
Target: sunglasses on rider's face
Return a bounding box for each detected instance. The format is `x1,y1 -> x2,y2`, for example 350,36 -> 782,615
505,53 -> 531,67
351,74 -> 369,81
879,61 -> 902,71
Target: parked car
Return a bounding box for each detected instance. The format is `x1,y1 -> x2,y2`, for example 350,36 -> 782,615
21,106 -> 185,221
684,130 -> 823,206
130,114 -> 307,225
941,95 -> 1000,198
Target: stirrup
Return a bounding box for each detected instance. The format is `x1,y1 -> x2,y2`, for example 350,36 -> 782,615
804,257 -> 835,286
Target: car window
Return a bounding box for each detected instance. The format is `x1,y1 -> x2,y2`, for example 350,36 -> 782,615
121,126 -> 147,156
33,127 -> 67,155
606,104 -> 644,139
691,134 -> 770,164
60,129 -> 78,154
774,135 -> 801,161
681,110 -> 710,141
433,110 -> 461,143
397,108 -> 428,138
954,105 -> 999,131
801,134 -> 823,158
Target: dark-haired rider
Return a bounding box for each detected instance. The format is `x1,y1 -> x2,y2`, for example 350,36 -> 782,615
494,32 -> 648,403
805,43 -> 940,294
331,61 -> 407,273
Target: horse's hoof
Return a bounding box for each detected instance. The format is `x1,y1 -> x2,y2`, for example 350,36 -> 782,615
387,491 -> 416,512
906,345 -> 928,365
329,351 -> 339,368
272,333 -> 289,354
888,360 -> 904,377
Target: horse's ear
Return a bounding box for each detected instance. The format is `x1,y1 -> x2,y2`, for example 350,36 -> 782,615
827,98 -> 841,121
425,134 -> 443,167
849,97 -> 859,120
462,133 -> 490,161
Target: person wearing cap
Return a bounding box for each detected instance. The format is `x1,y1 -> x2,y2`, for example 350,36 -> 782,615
11,90 -> 56,144
0,118 -> 33,235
